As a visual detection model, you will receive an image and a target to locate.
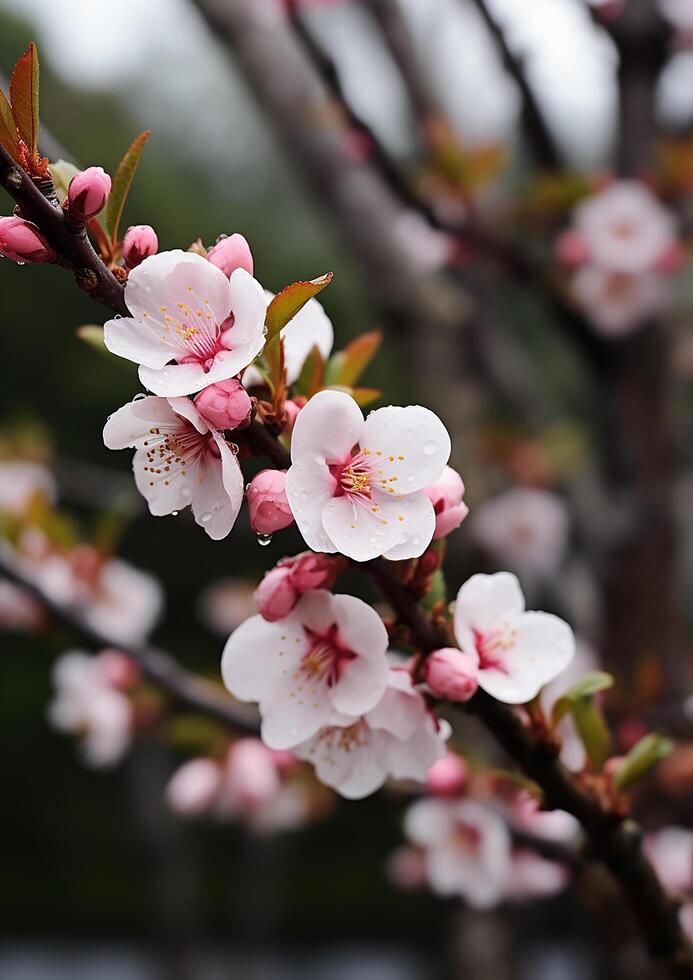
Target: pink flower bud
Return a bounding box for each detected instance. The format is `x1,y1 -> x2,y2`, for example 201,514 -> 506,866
554,230 -> 589,267
255,564 -> 298,621
247,469 -> 294,536
290,552 -> 342,592
194,378 -> 252,430
67,166 -> 111,224
423,466 -> 469,539
97,649 -> 141,691
425,647 -> 479,702
166,758 -> 222,816
207,233 -> 254,278
225,738 -> 280,809
0,216 -> 55,264
123,224 -> 159,269
425,752 -> 468,796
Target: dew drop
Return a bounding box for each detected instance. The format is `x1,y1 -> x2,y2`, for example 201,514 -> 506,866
171,510 -> 179,517
423,441 -> 437,456
133,392 -> 147,402
257,533 -> 273,547
230,443 -> 239,455
16,260 -> 25,267
200,512 -> 212,524
114,314 -> 122,320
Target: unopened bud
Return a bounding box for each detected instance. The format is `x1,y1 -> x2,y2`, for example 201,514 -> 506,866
123,224 -> 159,269
424,647 -> 479,702
0,216 -> 55,264
67,166 -> 111,225
194,378 -> 252,431
247,469 -> 294,535
207,233 -> 254,278
425,752 -> 468,796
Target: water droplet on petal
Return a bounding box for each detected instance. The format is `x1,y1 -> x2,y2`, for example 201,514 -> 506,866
230,443 -> 239,455
200,512 -> 212,524
133,392 -> 147,402
423,441 -> 437,456
113,314 -> 122,320
171,510 -> 179,517
257,533 -> 273,547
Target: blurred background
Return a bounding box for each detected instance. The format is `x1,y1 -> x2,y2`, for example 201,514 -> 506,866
1,1 -> 692,978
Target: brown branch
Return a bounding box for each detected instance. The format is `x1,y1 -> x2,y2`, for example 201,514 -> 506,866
467,0 -> 563,169
0,555 -> 259,734
0,144 -> 128,315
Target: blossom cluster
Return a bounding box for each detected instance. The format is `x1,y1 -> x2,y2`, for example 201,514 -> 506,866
555,180 -> 681,336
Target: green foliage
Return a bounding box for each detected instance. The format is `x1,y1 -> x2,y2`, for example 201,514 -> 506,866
551,671 -> 614,726
105,130 -> 150,244
613,734 -> 674,792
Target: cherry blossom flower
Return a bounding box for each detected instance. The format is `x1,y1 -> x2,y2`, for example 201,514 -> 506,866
48,650 -> 133,767
404,798 -> 512,907
103,395 -> 244,540
294,668 -> 448,799
0,460 -> 56,515
506,851 -> 570,902
471,488 -> 569,586
574,181 -> 677,275
285,390 -> 451,562
103,250 -> 267,397
221,589 -> 390,750
452,573 -> 575,704
572,265 -> 666,337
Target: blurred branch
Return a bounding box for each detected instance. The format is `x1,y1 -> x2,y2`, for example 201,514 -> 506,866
0,144 -> 127,315
467,0 -> 563,168
0,555 -> 259,733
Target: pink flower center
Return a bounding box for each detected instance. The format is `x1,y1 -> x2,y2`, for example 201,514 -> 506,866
472,625 -> 517,674
454,820 -> 482,853
155,282 -> 237,370
141,420 -> 216,490
300,623 -> 355,687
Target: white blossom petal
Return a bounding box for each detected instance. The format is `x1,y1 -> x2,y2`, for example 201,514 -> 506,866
290,389 -> 364,462
361,404 -> 451,494
285,454 -> 338,553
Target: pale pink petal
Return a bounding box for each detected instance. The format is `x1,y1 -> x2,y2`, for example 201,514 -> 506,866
404,797 -> 454,847
365,670 -> 426,740
103,397 -> 180,449
321,494 -> 403,561
221,612 -> 306,702
453,572 -> 525,650
133,447 -> 201,517
124,249 -> 195,324
290,389 -> 364,462
260,673 -> 334,749
285,454 -> 338,553
386,720 -> 448,782
478,611 -> 575,704
361,405 -> 451,494
103,315 -> 174,369
190,438 -> 244,540
381,491 -> 436,561
292,589 -> 336,634
225,268 -> 267,357
166,396 -> 210,434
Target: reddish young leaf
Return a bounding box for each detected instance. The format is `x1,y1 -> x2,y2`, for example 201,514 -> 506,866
264,272 -> 333,353
0,89 -> 19,158
327,329 -> 383,387
106,130 -> 151,245
9,43 -> 39,156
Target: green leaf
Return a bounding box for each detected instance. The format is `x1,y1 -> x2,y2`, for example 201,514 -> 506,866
9,43 -> 39,155
76,324 -> 106,352
0,89 -> 19,158
325,330 -> 383,387
264,273 -> 333,355
613,734 -> 674,792
350,386 -> 381,408
421,568 -> 446,613
49,159 -> 80,203
571,697 -> 611,772
106,130 -> 150,244
551,672 -> 614,726
295,344 -> 325,397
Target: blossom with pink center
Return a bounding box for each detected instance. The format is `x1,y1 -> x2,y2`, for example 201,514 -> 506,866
255,552 -> 344,622
404,798 -> 512,907
471,487 -> 569,585
572,265 -> 666,337
103,395 -> 244,540
103,249 -> 267,397
294,668 -> 448,799
48,650 -> 132,767
574,181 -> 676,275
285,390 -> 451,562
423,465 -> 468,539
221,589 -> 389,749
244,294 -> 333,388
452,573 -> 575,704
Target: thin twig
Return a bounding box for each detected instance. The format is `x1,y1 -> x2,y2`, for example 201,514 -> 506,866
0,555 -> 259,733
